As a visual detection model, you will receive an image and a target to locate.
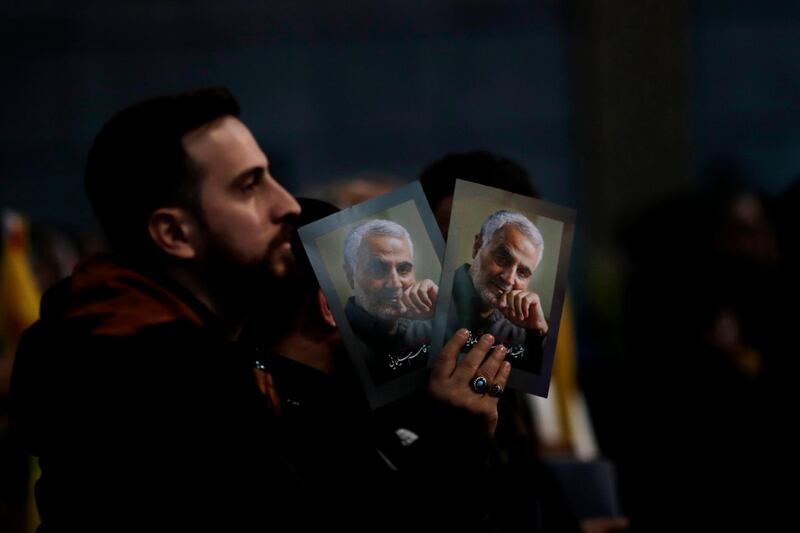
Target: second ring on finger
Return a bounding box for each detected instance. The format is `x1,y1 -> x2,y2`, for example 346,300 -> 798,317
488,383 -> 504,397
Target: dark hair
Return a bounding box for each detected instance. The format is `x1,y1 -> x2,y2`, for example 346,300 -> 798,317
84,87 -> 240,259
419,150 -> 541,211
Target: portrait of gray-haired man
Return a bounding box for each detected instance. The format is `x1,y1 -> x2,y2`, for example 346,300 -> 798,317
450,210 -> 548,373
343,219 -> 438,383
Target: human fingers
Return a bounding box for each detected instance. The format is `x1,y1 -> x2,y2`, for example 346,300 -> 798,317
513,290 -> 526,319
407,284 -> 429,313
475,344 -> 508,390
451,333 -> 494,381
426,280 -> 439,306
416,279 -> 434,308
488,360 -> 511,399
528,295 -> 548,334
431,328 -> 470,381
521,292 -> 536,320
498,290 -> 509,310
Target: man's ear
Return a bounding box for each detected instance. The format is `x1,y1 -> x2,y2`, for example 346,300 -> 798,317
148,207 -> 199,260
317,288 -> 337,328
472,234 -> 483,259
344,263 -> 355,289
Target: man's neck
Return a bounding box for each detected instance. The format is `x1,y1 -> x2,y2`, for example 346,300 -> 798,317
162,265 -> 246,340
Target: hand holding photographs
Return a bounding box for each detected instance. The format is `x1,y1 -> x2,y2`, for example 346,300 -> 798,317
300,179 -> 575,406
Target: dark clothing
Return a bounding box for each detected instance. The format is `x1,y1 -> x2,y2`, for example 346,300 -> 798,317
10,255 -> 300,532
487,394 -> 582,533
344,297 -> 431,384
265,350 -> 492,532
450,263 -> 545,373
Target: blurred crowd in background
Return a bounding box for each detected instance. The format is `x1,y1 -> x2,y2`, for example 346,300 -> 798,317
2,1 -> 799,531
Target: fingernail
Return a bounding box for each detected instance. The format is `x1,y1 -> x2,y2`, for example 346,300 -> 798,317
497,345 -> 507,354
482,333 -> 494,344
459,328 -> 471,339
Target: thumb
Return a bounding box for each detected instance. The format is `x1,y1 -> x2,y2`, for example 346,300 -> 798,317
498,293 -> 508,308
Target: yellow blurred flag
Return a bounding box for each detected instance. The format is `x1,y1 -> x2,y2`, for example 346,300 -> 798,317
1,210 -> 42,533
0,211 -> 41,350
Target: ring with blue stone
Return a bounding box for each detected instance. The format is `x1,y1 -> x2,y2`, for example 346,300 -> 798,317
470,375 -> 489,394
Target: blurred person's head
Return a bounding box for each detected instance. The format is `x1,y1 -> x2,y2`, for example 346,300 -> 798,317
776,177 -> 800,270
343,220 -> 415,320
85,87 -> 300,306
301,173 -> 405,209
469,210 -> 544,307
699,163 -> 778,269
419,150 -> 540,237
710,190 -> 777,268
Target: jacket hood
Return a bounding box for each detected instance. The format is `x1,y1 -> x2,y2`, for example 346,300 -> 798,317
40,254 -> 204,336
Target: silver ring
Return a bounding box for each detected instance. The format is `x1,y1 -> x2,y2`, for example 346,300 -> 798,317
470,375 -> 489,394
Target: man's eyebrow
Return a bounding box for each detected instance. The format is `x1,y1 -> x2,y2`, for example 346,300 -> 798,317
515,255 -> 534,273
496,245 -> 533,271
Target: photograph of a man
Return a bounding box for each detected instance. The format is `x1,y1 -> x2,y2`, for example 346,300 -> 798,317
451,210 -> 548,373
343,219 -> 438,382
299,185 -> 445,408
431,179 -> 575,397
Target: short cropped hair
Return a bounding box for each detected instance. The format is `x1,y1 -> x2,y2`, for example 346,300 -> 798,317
478,210 -> 544,268
343,219 -> 413,273
84,87 -> 240,259
419,150 -> 540,211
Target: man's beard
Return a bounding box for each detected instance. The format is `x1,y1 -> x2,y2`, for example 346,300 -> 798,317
203,247 -> 271,314
200,228 -> 293,316
469,257 -> 511,309
354,283 -> 403,320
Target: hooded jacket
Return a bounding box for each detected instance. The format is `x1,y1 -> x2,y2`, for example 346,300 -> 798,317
10,255 -> 299,532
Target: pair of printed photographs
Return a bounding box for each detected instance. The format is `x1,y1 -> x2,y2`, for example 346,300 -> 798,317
299,180 -> 576,409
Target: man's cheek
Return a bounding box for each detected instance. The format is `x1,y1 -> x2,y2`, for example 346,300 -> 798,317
368,281 -> 385,294
487,260 -> 504,276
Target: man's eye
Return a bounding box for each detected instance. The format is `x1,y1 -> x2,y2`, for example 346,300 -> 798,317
242,179 -> 259,191
517,268 -> 531,279
493,253 -> 511,267
369,263 -> 388,277
397,264 -> 413,276
241,174 -> 264,192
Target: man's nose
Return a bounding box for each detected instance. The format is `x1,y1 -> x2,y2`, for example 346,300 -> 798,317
498,267 -> 514,285
385,268 -> 402,289
268,178 -> 301,221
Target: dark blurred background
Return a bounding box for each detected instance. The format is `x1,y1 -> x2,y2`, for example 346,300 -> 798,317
2,1 -> 798,531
